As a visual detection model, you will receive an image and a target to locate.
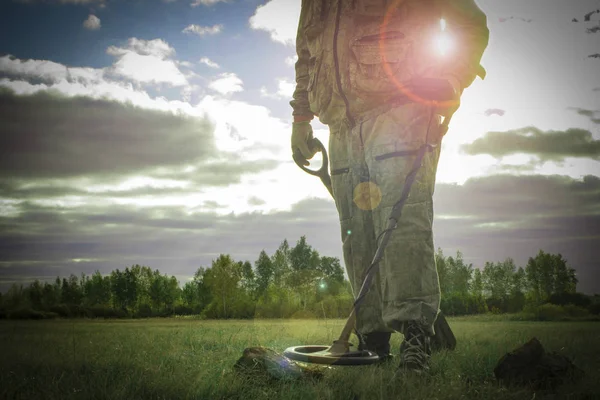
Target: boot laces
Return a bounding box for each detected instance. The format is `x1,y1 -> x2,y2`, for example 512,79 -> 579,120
400,322 -> 430,369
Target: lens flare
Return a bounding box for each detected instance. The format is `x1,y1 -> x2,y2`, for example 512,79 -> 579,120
379,2 -> 460,109
353,181 -> 382,211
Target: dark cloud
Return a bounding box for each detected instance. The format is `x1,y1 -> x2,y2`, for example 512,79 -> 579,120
0,197 -> 341,287
461,126 -> 600,161
483,108 -> 506,117
432,174 -> 600,294
1,175 -> 599,294
570,107 -> 600,123
0,88 -> 215,179
498,16 -> 533,23
584,9 -> 600,22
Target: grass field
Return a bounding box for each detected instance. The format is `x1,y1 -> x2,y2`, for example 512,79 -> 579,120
1,316 -> 598,400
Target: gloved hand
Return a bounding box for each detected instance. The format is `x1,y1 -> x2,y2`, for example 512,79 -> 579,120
291,121 -> 318,166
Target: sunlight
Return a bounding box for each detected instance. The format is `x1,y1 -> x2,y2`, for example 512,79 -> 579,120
434,19 -> 454,57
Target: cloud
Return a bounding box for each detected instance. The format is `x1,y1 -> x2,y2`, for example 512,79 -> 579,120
15,0 -> 105,4
498,16 -> 533,23
83,14 -> 101,30
569,107 -> 600,124
483,108 -> 505,117
208,72 -> 243,95
190,0 -> 227,6
0,53 -> 291,159
182,24 -> 223,36
461,126 -> 600,161
260,78 -> 294,99
108,38 -> 175,59
106,38 -> 187,86
0,88 -> 216,179
0,55 -> 105,86
249,0 -> 300,46
285,55 -> 297,66
431,174 -> 600,294
1,174 -> 599,295
0,197 -> 341,287
199,57 -> 220,69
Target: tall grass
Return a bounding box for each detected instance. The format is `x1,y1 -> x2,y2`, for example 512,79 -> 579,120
1,316 -> 598,399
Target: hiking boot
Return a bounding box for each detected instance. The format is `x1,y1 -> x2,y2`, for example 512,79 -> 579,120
357,331 -> 393,363
398,321 -> 431,373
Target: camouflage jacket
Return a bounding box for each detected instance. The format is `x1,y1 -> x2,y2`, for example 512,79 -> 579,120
290,0 -> 489,126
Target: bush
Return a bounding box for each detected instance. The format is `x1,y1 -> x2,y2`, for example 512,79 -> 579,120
537,303 -> 567,321
173,305 -> 195,316
136,304 -> 154,318
562,304 -> 590,318
7,308 -> 57,320
86,306 -> 128,319
588,303 -> 600,315
548,292 -> 591,308
521,303 -> 591,321
49,304 -> 72,317
311,294 -> 353,318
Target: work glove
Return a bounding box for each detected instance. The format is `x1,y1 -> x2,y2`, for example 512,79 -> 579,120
291,121 -> 318,166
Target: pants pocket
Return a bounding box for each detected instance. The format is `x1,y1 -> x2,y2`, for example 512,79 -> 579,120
330,164 -> 353,221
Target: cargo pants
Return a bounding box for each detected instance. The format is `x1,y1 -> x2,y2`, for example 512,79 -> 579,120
328,102 -> 443,336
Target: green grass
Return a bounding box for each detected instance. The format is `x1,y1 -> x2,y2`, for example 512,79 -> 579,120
1,316 -> 598,399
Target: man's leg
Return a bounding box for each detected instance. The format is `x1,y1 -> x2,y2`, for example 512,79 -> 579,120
361,103 -> 443,371
328,119 -> 392,354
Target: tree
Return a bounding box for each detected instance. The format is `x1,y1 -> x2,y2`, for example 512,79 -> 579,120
271,239 -> 291,287
111,267 -> 138,312
255,250 -> 274,297
288,236 -> 322,309
445,251 -> 473,297
471,268 -> 484,298
435,248 -> 453,296
61,274 -> 83,306
525,250 -> 578,303
317,256 -> 345,297
28,280 -> 44,310
41,280 -> 61,309
203,254 -> 242,318
83,271 -> 111,307
239,260 -> 256,295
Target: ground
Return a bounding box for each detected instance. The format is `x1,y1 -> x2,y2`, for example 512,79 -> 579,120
1,316 -> 598,399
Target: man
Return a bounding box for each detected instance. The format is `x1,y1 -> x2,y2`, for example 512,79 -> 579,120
290,0 -> 489,372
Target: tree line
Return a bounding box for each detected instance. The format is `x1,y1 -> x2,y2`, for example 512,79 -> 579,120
0,236 -> 596,320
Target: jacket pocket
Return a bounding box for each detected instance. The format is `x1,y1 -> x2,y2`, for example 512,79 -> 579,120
349,31 -> 413,94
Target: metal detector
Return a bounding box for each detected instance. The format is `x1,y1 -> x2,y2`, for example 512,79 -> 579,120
285,107 -> 456,366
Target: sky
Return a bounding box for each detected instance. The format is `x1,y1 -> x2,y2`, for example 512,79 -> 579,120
0,0 -> 599,295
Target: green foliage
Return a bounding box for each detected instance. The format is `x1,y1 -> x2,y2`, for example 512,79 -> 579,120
0,241 -> 585,320
548,292 -> 591,308
7,308 -> 58,320
522,302 -> 592,321
588,302 -> 600,315
526,250 -> 577,303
